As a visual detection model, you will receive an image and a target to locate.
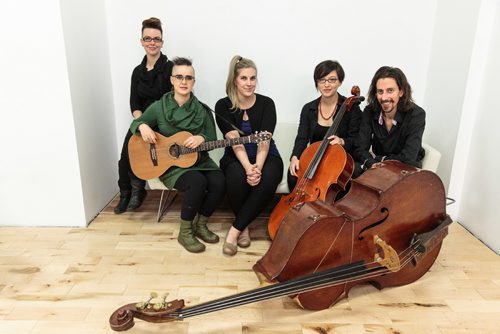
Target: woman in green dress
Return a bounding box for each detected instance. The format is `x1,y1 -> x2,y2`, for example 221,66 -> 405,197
130,57 -> 225,253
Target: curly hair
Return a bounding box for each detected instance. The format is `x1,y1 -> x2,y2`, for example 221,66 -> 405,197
367,66 -> 414,112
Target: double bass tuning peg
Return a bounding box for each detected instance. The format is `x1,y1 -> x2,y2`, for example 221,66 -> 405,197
135,292 -> 158,310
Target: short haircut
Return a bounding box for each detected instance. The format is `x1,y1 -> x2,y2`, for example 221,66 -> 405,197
313,60 -> 345,88
172,57 -> 193,67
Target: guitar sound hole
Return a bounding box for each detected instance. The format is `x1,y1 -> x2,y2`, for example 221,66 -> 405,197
169,144 -> 180,159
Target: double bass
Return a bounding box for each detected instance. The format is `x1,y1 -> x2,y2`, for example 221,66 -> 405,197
267,86 -> 364,239
110,161 -> 451,330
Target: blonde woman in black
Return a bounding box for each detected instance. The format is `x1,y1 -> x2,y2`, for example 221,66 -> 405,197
215,55 -> 283,256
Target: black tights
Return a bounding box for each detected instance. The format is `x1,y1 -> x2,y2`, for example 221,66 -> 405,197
174,170 -> 226,221
223,155 -> 283,231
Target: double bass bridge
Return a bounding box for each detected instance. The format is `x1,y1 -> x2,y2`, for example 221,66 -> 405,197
373,235 -> 401,272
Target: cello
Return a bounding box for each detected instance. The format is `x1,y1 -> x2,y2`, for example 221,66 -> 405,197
109,161 -> 452,330
267,86 -> 364,239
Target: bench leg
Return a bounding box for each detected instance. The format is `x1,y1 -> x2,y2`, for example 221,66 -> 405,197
157,189 -> 177,222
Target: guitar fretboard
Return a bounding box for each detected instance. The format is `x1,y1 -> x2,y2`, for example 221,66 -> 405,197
179,135 -> 263,154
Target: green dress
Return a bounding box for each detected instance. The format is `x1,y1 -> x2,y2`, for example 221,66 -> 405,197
130,92 -> 220,188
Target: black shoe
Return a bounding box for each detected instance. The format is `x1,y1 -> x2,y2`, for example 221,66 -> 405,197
127,189 -> 147,211
114,190 -> 131,214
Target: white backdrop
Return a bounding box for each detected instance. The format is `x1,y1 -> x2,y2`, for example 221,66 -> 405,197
106,0 -> 435,149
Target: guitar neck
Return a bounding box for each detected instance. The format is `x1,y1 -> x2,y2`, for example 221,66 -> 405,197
181,136 -> 257,154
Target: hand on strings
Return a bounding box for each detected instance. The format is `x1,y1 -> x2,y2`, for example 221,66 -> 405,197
183,135 -> 204,149
327,135 -> 345,146
138,124 -> 157,144
289,156 -> 300,177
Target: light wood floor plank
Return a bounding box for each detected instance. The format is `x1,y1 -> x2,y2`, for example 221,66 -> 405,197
0,190 -> 499,333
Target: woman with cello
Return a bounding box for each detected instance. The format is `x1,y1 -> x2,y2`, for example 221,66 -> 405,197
287,60 -> 362,191
267,61 -> 363,239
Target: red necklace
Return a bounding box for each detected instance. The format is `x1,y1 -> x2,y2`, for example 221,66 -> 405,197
318,101 -> 337,120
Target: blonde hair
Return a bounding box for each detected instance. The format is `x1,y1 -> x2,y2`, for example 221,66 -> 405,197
225,55 -> 257,110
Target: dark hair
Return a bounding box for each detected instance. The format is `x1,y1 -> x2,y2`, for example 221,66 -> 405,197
367,66 -> 414,112
313,60 -> 345,88
142,17 -> 162,35
172,57 -> 192,67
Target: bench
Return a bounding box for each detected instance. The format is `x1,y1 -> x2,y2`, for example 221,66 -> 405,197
147,123 -> 441,221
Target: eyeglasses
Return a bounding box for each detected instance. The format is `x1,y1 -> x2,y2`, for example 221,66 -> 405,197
317,78 -> 338,84
171,75 -> 195,82
142,36 -> 163,43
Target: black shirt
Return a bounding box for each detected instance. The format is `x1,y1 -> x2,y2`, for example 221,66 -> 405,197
290,94 -> 362,160
130,53 -> 173,113
354,104 -> 426,169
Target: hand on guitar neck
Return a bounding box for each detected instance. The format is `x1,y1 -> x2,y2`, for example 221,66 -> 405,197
128,130 -> 272,180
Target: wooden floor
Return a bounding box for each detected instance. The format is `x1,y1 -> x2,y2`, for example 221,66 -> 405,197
1,190 -> 499,334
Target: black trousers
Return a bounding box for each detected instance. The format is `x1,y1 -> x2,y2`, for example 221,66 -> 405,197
174,170 -> 226,221
223,155 -> 283,231
118,130 -> 145,191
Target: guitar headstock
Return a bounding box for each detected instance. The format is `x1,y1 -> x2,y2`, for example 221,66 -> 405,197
250,131 -> 272,144
109,292 -> 184,331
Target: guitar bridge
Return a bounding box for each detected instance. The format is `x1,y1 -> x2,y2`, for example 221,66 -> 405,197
149,144 -> 158,166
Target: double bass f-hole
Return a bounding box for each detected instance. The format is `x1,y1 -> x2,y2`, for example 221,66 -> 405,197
358,208 -> 389,240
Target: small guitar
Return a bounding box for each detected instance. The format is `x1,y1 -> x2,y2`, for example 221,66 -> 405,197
128,131 -> 271,180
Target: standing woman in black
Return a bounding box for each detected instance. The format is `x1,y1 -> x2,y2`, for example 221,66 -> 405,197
114,17 -> 173,214
215,55 -> 284,256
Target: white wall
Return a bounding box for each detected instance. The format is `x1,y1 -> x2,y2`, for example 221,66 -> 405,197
0,0 -> 86,226
60,0 -> 118,223
106,0 -> 436,150
423,0 -> 481,190
449,0 -> 500,253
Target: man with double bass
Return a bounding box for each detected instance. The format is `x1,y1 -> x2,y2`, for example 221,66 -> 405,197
353,66 -> 426,176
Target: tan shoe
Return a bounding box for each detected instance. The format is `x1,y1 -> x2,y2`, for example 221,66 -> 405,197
222,241 -> 237,256
237,234 -> 251,248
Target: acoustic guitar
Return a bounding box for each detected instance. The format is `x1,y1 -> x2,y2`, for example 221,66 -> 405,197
128,131 -> 271,180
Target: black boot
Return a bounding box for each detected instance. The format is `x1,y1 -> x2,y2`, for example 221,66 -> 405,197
114,190 -> 131,214
127,179 -> 147,211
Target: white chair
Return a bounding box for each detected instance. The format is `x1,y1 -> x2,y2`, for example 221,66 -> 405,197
147,148 -> 224,223
421,142 -> 441,173
146,178 -> 177,222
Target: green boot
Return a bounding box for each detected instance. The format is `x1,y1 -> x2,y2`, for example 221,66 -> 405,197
178,219 -> 205,253
194,215 -> 220,244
